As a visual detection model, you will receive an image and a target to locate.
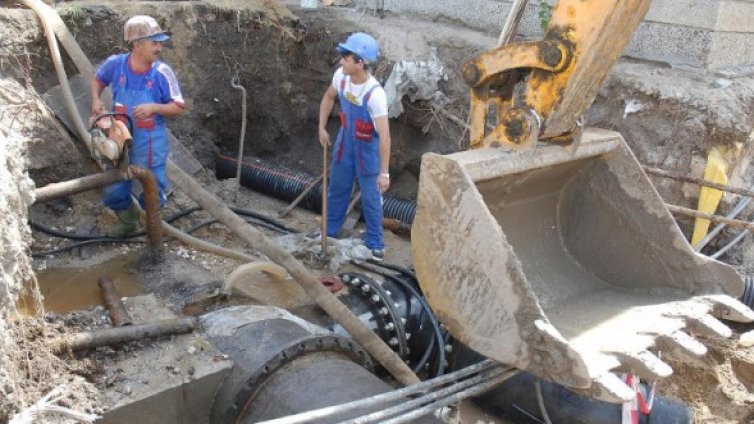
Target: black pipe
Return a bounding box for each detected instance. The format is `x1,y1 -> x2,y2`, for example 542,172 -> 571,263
216,153 -> 417,224
204,306 -> 440,424
448,344 -> 694,424
742,276 -> 754,309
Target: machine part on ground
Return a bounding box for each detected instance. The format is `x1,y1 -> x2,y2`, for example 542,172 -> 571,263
98,276 -> 133,327
344,264 -> 451,378
413,130 -> 754,402
216,153 -> 417,225
463,0 -> 651,149
33,166 -> 162,254
203,306 -> 439,424
53,317 -> 198,353
448,343 -> 692,424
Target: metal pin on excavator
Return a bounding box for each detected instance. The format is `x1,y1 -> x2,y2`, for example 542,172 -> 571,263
412,0 -> 754,402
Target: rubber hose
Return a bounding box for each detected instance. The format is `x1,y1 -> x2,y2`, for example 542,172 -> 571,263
216,153 -> 418,224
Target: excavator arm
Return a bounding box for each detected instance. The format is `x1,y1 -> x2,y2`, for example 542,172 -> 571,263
412,0 -> 754,402
463,0 -> 651,150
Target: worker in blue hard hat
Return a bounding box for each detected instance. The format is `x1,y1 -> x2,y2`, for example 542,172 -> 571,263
317,32 -> 391,261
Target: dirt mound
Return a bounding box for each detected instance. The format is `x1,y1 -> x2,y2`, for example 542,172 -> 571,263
0,75 -> 99,421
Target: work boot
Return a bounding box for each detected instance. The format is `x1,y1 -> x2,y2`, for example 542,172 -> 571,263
108,204 -> 139,238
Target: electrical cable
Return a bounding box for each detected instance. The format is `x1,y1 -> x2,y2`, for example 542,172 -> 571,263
31,238 -> 145,257
535,380 -> 553,424
29,206 -> 203,241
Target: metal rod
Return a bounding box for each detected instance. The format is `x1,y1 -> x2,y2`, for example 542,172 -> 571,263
321,144 -> 329,256
54,317 -> 198,353
711,227 -> 750,259
498,0 -> 529,46
257,360 -> 498,424
666,204 -> 754,233
231,74 -> 247,202
644,166 -> 754,199
97,276 -> 133,327
381,368 -> 519,424
694,196 -> 752,251
278,174 -> 323,218
344,366 -> 514,424
33,169 -> 126,203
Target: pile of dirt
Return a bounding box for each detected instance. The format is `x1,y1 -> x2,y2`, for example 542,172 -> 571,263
0,75 -> 99,420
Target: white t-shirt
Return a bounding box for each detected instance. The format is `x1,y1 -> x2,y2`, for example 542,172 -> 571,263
332,67 -> 388,123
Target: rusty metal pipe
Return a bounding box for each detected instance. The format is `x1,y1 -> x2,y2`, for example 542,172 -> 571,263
33,166 -> 162,253
33,169 -> 125,203
126,166 -> 163,253
98,276 -> 133,327
53,317 -> 198,353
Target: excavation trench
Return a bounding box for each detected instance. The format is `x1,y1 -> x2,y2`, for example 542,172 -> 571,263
4,1 -> 754,423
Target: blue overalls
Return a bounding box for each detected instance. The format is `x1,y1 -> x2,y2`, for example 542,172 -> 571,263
102,54 -> 169,211
327,80 -> 384,250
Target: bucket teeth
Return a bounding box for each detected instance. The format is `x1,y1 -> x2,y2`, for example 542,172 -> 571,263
656,330 -> 707,359
686,314 -> 733,339
611,350 -> 672,381
700,295 -> 754,323
583,373 -> 636,403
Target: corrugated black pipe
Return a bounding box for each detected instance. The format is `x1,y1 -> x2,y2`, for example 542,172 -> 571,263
217,153 -> 417,224
742,276 -> 754,309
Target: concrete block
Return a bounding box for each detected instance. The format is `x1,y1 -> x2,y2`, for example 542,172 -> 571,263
626,22 -> 711,68
98,295 -> 233,424
645,0 -> 720,30
709,31 -> 754,69
717,1 -> 754,33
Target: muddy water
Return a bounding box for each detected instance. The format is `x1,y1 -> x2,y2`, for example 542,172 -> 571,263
20,254 -> 145,315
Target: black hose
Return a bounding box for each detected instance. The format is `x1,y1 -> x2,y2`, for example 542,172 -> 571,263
31,238 -> 145,257
29,206 -> 203,241
228,206 -> 299,233
185,217 -> 291,235
216,153 -> 417,224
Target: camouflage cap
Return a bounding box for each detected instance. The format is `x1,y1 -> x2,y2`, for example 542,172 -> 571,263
124,15 -> 170,43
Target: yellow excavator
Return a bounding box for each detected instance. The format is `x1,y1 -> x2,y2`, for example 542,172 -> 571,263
412,0 -> 754,402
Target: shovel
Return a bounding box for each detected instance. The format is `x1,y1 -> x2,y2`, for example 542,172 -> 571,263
320,143 -> 329,258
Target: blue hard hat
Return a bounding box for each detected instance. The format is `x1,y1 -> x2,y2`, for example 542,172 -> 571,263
336,32 -> 380,63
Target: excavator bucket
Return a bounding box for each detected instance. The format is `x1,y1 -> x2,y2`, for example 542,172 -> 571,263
412,128 -> 754,402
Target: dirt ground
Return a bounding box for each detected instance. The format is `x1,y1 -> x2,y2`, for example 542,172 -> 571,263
2,0 -> 754,422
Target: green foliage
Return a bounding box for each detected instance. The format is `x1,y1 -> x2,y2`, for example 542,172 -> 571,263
538,1 -> 553,32
62,6 -> 87,36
